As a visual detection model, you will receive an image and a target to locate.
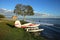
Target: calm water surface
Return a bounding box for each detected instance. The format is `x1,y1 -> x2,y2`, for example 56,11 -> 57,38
26,18 -> 60,40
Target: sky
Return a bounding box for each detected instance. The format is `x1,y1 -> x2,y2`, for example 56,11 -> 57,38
0,0 -> 60,18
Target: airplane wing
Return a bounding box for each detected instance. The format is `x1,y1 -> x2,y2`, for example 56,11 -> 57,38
27,24 -> 40,27
21,23 -> 40,28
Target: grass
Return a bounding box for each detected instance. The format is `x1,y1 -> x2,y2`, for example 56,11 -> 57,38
0,19 -> 45,40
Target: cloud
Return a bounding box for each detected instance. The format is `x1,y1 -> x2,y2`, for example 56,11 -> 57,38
33,11 -> 60,18
0,8 -> 13,13
0,8 -> 60,18
0,8 -> 14,17
34,11 -> 51,16
34,12 -> 51,16
1,8 -> 7,10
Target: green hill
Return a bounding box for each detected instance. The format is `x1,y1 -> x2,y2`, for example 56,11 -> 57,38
0,19 -> 45,40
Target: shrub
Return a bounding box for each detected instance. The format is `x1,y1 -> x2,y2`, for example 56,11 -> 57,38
0,14 -> 5,18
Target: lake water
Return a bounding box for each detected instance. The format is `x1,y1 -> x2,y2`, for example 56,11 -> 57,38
25,18 -> 60,40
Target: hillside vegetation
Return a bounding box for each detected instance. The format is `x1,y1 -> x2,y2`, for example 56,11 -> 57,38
0,19 -> 45,40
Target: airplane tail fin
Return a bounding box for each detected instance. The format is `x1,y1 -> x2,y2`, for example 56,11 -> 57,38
15,20 -> 21,28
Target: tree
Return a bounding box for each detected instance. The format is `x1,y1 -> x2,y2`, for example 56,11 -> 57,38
26,5 -> 34,15
14,4 -> 34,21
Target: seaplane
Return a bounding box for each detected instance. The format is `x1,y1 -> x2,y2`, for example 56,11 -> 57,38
14,20 -> 44,32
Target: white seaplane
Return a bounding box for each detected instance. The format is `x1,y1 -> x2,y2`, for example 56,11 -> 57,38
14,20 -> 44,32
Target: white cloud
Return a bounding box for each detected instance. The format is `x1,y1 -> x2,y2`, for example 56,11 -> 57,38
0,8 -> 14,17
1,8 -> 7,10
34,11 -> 51,16
32,11 -> 59,18
0,8 -> 13,12
41,13 -> 51,17
34,12 -> 51,16
0,8 -> 60,18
